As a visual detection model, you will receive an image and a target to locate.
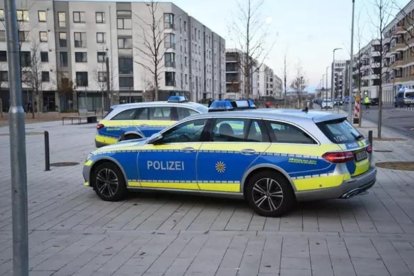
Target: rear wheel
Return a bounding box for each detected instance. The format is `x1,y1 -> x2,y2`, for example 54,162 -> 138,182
245,171 -> 295,217
92,162 -> 127,201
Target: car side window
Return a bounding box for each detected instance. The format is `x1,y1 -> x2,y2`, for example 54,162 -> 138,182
212,119 -> 247,142
246,120 -> 264,142
269,121 -> 316,144
149,107 -> 171,120
134,108 -> 148,120
111,108 -> 137,120
177,107 -> 198,120
161,119 -> 208,143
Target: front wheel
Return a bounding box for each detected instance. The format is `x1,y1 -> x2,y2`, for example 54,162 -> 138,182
92,162 -> 127,201
245,171 -> 295,217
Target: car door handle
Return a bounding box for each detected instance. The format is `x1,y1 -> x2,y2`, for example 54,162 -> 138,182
182,147 -> 196,152
241,149 -> 256,155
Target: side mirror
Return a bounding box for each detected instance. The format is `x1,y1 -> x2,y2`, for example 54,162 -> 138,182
148,133 -> 163,145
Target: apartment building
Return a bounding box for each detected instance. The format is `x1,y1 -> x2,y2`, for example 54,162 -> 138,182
353,40 -> 381,100
333,60 -> 347,99
383,0 -> 414,103
225,48 -> 281,100
0,0 -> 226,112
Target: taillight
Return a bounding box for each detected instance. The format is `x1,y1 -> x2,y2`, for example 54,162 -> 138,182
366,145 -> 372,153
96,123 -> 104,130
322,151 -> 354,163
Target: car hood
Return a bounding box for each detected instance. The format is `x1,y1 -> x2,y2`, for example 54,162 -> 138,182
94,137 -> 149,153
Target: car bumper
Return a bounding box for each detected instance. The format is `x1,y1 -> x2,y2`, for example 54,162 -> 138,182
295,167 -> 377,201
83,163 -> 92,186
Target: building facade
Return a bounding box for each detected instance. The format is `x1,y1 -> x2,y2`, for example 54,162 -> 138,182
383,0 -> 414,103
333,60 -> 347,100
353,40 -> 381,100
0,0 -> 226,112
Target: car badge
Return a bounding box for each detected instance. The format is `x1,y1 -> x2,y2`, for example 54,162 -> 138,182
215,161 -> 226,173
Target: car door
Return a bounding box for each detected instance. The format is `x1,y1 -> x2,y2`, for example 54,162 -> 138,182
136,118 -> 208,190
197,118 -> 271,193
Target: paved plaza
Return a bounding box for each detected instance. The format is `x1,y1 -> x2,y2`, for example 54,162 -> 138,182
0,115 -> 414,276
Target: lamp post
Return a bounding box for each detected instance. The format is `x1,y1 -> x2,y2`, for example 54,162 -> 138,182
348,0 -> 355,122
325,66 -> 329,102
331,48 -> 342,100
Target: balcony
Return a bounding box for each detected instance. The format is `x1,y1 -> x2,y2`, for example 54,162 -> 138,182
395,25 -> 406,34
392,59 -> 405,68
391,42 -> 406,52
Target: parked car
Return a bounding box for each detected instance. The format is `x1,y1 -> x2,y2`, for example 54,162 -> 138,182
321,99 -> 334,109
395,89 -> 414,107
95,98 -> 208,147
333,98 -> 343,106
370,98 -> 379,106
84,109 -> 376,217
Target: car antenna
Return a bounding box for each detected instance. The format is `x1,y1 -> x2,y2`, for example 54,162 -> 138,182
302,106 -> 309,113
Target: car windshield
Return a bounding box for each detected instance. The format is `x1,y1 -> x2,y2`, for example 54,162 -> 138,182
406,92 -> 414,98
317,118 -> 363,144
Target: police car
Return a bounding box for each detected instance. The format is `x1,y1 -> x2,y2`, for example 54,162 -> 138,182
83,109 -> 376,217
95,99 -> 208,147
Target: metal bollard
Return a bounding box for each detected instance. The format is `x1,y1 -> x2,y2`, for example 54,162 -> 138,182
368,130 -> 373,147
44,131 -> 50,171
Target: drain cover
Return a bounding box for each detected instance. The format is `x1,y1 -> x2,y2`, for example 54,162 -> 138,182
50,162 -> 79,167
375,161 -> 414,171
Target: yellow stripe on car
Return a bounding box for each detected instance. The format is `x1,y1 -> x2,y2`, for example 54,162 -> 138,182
293,174 -> 349,191
95,134 -> 119,145
100,119 -> 174,127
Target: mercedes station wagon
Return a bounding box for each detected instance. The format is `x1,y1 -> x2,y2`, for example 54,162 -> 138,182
83,109 -> 376,216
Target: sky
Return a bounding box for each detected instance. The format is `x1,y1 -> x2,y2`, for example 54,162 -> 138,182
169,0 -> 410,92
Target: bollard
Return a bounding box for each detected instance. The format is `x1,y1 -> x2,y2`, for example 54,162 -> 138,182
368,130 -> 373,147
44,131 -> 50,171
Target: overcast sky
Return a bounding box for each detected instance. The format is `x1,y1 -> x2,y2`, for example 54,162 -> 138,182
169,0 -> 410,92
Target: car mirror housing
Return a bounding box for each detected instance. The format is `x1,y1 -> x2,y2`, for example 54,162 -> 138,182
148,133 -> 163,145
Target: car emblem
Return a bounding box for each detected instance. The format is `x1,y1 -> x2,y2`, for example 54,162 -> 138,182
215,161 -> 226,173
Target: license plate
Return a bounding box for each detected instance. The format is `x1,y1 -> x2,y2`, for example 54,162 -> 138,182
355,150 -> 368,161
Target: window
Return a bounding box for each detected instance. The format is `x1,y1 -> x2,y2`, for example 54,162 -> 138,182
59,52 -> 68,67
165,52 -> 175,68
176,107 -> 198,120
17,10 -> 29,22
96,32 -> 105,43
212,119 -> 251,142
0,51 -> 7,62
38,10 -> 47,22
118,57 -> 133,74
165,72 -> 175,86
119,76 -> 133,88
74,32 -> 87,48
98,71 -> 107,82
164,33 -> 176,49
269,121 -> 316,144
0,71 -> 8,82
18,31 -> 29,42
20,51 -> 31,67
118,36 -> 132,49
117,10 -> 132,30
149,107 -> 172,120
58,12 -> 66,27
161,119 -> 208,143
316,118 -> 361,144
0,9 -> 4,21
73,11 -> 85,23
96,12 -> 105,23
41,71 -> 50,82
76,72 -> 88,86
59,32 -> 67,47
40,52 -> 49,62
164,13 -> 174,29
97,52 -> 106,63
39,31 -> 48,42
0,30 -> 5,42
75,52 -> 87,62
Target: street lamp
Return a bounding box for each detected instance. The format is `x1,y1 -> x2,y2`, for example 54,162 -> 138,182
325,66 -> 329,102
331,48 -> 342,100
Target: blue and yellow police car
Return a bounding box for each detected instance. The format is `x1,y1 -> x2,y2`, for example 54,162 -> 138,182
94,99 -> 208,147
83,109 -> 376,216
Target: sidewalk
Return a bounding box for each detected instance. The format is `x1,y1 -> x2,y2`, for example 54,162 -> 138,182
0,115 -> 413,276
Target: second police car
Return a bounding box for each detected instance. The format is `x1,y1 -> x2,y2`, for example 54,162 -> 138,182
83,109 -> 376,217
95,96 -> 208,147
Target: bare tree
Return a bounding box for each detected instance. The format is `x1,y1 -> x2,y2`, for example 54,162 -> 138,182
290,65 -> 307,109
21,42 -> 43,118
133,1 -> 166,101
369,0 -> 393,138
229,0 -> 275,98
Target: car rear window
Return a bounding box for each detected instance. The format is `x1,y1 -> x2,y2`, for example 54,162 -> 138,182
317,118 -> 363,144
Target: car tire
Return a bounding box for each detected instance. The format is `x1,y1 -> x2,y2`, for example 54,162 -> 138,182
92,162 -> 127,201
245,171 -> 295,217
